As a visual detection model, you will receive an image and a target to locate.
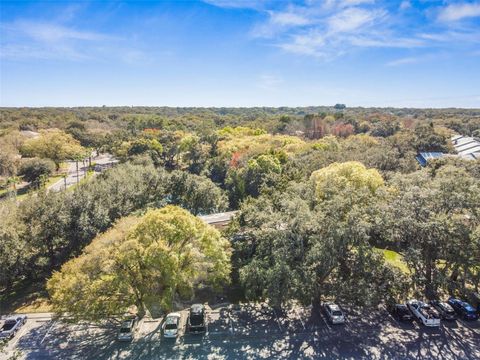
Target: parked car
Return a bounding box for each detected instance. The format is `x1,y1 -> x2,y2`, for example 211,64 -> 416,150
430,300 -> 456,320
323,303 -> 345,324
390,304 -> 414,322
0,315 -> 27,340
407,300 -> 441,327
163,313 -> 181,338
468,292 -> 480,313
448,298 -> 479,321
188,304 -> 206,334
117,316 -> 138,341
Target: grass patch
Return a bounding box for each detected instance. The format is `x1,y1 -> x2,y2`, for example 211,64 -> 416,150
0,185 -> 32,201
377,248 -> 410,274
44,174 -> 64,188
0,280 -> 51,314
66,170 -> 95,192
0,174 -> 65,201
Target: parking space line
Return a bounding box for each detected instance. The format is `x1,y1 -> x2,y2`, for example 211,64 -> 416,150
228,313 -> 235,334
40,320 -> 56,344
459,320 -> 480,336
297,310 -> 306,331
9,322 -> 29,349
386,311 -> 400,327
318,309 -> 332,331
272,308 -> 283,332
136,318 -> 145,338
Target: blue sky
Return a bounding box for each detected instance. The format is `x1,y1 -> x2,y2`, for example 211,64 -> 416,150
1,0 -> 479,107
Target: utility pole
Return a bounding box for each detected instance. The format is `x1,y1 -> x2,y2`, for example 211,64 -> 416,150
76,160 -> 79,184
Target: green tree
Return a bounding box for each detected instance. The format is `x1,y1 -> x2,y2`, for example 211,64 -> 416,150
127,138 -> 163,162
310,161 -> 384,202
18,158 -> 56,188
0,151 -> 19,178
244,154 -> 282,197
0,201 -> 28,289
47,206 -> 231,320
381,166 -> 480,298
232,169 -> 393,309
167,170 -> 228,215
20,130 -> 85,170
413,123 -> 450,153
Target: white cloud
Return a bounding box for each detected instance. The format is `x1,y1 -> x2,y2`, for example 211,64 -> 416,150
0,20 -> 148,63
0,22 -> 111,61
327,7 -> 384,33
399,1 -> 411,11
339,0 -> 375,7
251,1 -> 423,59
437,2 -> 480,22
348,35 -> 424,48
269,11 -> 311,26
7,21 -> 113,43
202,0 -> 265,10
278,31 -> 327,57
419,31 -> 480,43
386,56 -> 420,66
257,74 -> 284,90
1,43 -> 89,61
210,0 -> 480,61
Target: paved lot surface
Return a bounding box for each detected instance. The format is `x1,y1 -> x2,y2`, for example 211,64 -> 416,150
1,304 -> 479,360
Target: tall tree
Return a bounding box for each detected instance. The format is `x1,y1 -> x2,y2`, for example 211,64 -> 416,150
382,166 -> 480,298
232,163 -> 397,309
20,130 -> 85,170
18,158 -> 56,188
47,206 -> 231,320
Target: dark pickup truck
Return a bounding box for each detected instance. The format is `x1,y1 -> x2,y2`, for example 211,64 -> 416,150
188,304 -> 206,334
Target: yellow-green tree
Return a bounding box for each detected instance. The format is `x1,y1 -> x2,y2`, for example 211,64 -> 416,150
47,206 -> 231,320
310,161 -> 384,201
20,129 -> 85,170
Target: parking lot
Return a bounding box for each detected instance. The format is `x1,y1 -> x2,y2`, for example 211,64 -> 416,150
1,303 -> 479,359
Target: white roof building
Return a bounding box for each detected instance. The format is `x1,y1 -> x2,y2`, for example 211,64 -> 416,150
451,135 -> 480,161
198,211 -> 238,229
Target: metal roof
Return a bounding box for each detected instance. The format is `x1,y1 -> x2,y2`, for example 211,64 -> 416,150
417,136 -> 480,166
198,211 -> 238,225
451,135 -> 480,159
416,152 -> 445,166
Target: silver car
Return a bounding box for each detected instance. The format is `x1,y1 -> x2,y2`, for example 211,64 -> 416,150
117,317 -> 137,341
163,313 -> 181,338
324,303 -> 346,324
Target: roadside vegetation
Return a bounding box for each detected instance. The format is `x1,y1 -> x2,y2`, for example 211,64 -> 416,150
0,106 -> 479,319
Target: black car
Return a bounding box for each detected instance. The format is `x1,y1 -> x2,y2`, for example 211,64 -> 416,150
448,298 -> 479,321
188,304 -> 206,333
390,304 -> 413,322
430,300 -> 456,320
468,292 -> 480,313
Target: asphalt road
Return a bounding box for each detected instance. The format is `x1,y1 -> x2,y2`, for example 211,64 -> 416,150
1,304 -> 479,360
48,153 -> 118,192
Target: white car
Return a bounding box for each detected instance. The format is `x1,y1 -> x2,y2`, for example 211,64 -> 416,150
163,312 -> 181,338
324,303 -> 346,324
407,299 -> 441,327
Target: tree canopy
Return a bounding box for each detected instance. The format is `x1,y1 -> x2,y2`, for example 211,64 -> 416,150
20,130 -> 85,169
47,206 -> 231,320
